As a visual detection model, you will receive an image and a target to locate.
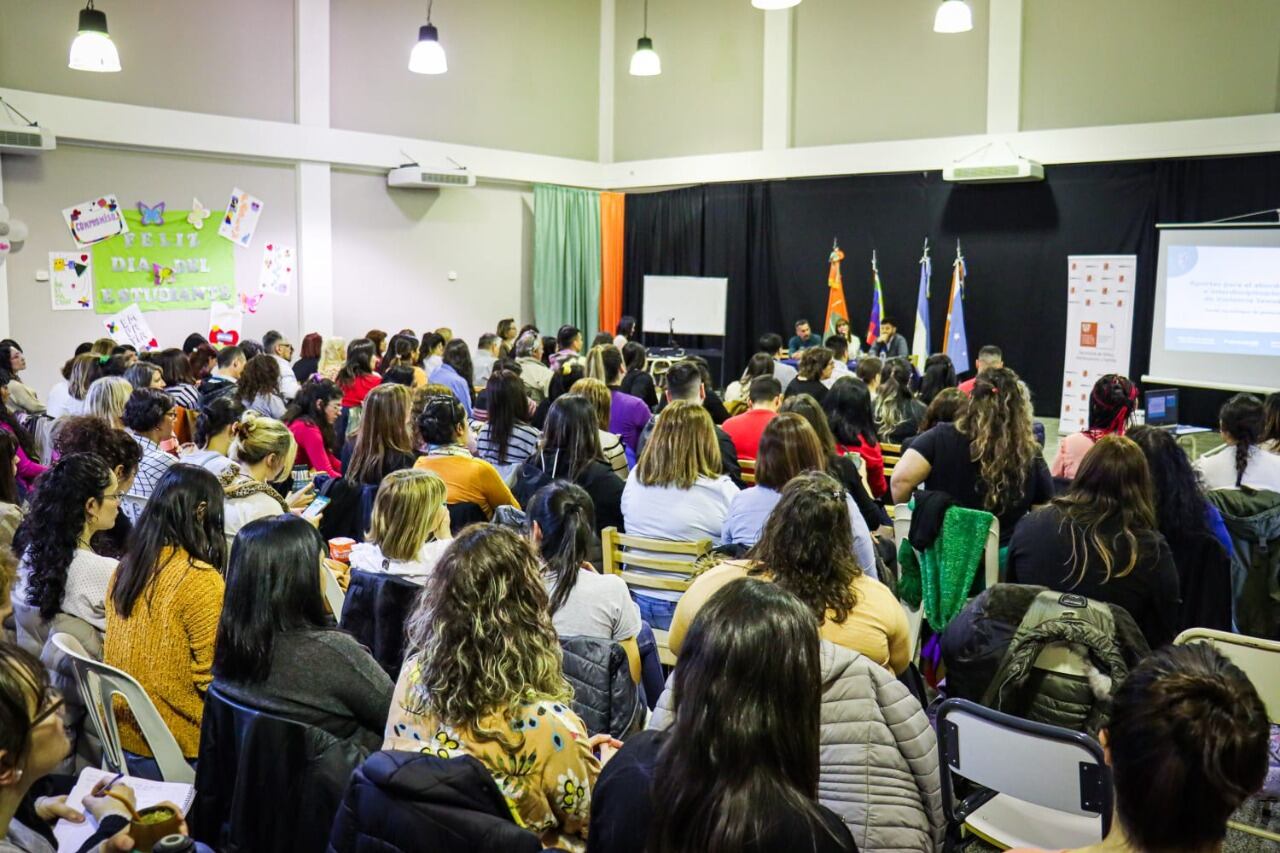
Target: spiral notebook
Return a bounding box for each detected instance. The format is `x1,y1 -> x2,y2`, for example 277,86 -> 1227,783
54,766 -> 195,853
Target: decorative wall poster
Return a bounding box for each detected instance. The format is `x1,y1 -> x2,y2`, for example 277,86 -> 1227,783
103,304 -> 159,351
1058,255 -> 1137,434
49,251 -> 94,311
90,209 -> 236,314
61,195 -> 128,248
257,242 -> 295,295
218,187 -> 263,248
208,302 -> 244,348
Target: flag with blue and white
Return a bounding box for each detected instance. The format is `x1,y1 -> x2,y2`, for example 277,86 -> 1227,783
911,240 -> 931,369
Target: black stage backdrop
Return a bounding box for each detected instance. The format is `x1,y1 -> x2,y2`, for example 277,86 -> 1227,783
622,152 -> 1280,423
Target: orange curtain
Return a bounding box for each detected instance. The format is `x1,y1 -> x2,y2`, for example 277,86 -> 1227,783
598,192 -> 625,336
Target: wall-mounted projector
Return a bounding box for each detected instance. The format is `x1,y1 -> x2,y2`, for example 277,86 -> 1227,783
0,99 -> 56,155
943,157 -> 1044,183
387,165 -> 476,189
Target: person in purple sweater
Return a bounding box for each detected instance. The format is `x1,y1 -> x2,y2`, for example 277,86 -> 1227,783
596,345 -> 651,465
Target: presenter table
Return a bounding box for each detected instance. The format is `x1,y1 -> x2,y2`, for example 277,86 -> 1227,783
1167,425 -> 1216,460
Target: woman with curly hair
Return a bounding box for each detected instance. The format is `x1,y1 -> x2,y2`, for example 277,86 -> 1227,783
1051,373 -> 1137,479
52,416 -> 143,558
892,366 -> 1052,544
11,453 -> 121,639
384,524 -> 610,852
670,471 -> 906,673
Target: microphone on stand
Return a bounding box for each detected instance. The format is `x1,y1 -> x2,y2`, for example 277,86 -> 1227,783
668,317 -> 677,348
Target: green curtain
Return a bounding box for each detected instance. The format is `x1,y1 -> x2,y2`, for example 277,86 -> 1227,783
533,184 -> 601,343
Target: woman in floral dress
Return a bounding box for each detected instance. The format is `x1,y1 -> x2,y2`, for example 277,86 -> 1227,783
384,524 -> 614,851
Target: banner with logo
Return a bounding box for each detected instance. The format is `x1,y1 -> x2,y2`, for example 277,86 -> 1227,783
91,209 -> 236,314
1058,255 -> 1137,433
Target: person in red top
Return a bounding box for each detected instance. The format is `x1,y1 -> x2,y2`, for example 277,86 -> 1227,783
337,338 -> 381,407
721,376 -> 782,461
823,377 -> 886,497
957,345 -> 1003,394
284,377 -> 344,477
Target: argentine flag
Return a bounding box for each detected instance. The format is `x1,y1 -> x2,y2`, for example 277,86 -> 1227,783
911,244 -> 931,369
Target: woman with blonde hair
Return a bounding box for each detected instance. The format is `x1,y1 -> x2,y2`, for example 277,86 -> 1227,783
621,400 -> 738,545
891,366 -> 1052,544
345,383 -> 416,486
222,413 -> 314,542
84,376 -> 132,429
384,524 -> 608,852
349,469 -> 452,585
1008,435 -> 1179,647
570,377 -> 628,477
317,336 -> 347,381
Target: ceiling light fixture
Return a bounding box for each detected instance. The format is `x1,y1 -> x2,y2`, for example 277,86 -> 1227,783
752,0 -> 801,9
629,0 -> 661,77
409,0 -> 447,75
933,0 -> 974,34
68,1 -> 121,73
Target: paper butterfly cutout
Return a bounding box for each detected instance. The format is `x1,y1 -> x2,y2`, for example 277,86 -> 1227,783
152,263 -> 175,286
103,320 -> 121,334
209,326 -> 240,347
138,202 -> 165,226
77,296 -> 91,308
239,291 -> 264,314
187,198 -> 211,230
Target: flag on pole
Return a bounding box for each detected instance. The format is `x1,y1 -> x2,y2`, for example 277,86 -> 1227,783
865,251 -> 883,349
911,239 -> 931,369
824,240 -> 848,336
943,241 -> 971,374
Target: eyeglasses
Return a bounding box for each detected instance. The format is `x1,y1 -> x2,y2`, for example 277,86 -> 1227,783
164,410 -> 179,421
32,688 -> 65,727
103,491 -> 128,502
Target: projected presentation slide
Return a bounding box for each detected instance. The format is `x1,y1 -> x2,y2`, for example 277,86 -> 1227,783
1163,244 -> 1280,357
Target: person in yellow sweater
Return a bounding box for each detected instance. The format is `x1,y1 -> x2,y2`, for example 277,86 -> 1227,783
105,465 -> 227,765
413,394 -> 518,518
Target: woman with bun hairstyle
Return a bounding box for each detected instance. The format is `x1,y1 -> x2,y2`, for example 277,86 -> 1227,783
182,396 -> 245,477
221,413 -> 314,542
1051,374 -> 1137,479
413,394 -> 517,517
1195,393 -> 1280,492
1008,643 -> 1269,853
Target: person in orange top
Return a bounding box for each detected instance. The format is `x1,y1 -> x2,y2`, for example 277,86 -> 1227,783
104,464 -> 227,764
413,393 -> 518,518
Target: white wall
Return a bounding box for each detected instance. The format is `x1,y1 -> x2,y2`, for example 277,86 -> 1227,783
0,147 -> 299,395
329,170 -> 533,354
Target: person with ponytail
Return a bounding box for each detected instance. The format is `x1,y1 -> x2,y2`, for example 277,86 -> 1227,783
892,366 -> 1053,544
1008,643 -> 1269,853
528,481 -> 641,682
1195,393 -> 1280,492
1051,373 -> 1138,479
413,394 -> 518,517
1264,391 -> 1280,451
222,413 -> 314,542
588,578 -> 856,853
181,396 -> 245,477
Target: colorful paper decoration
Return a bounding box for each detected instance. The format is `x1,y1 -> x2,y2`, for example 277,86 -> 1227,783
137,201 -> 166,226
257,242 -> 295,295
50,251 -> 94,311
218,187 -> 264,248
208,302 -> 244,347
103,304 -> 159,351
186,198 -> 211,230
152,263 -> 176,286
61,195 -> 128,248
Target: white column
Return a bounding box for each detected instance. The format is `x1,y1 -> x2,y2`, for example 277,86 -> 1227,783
598,0 -> 615,164
295,0 -> 334,336
0,156 -> 9,339
761,8 -> 794,151
986,0 -> 1023,135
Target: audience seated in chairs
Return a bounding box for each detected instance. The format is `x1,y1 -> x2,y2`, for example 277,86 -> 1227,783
1051,373 -> 1137,480
1129,425 -> 1235,632
414,393 -> 518,518
221,413 -> 312,542
918,353 -> 957,405
180,396 -> 244,477
589,579 -> 859,853
779,393 -> 885,532
568,377 -> 629,478
635,362 -> 742,487
474,369 -> 542,483
673,472 -> 904,672
50,417 -> 142,559
514,394 -> 624,535
1008,643 -> 1271,853
105,465 -> 227,772
1195,392 -> 1280,492
622,400 -> 738,547
284,377 -> 344,478
892,367 -> 1052,545
825,376 -> 888,499
84,376 -> 131,431
383,524 -> 610,853
723,352 -> 777,411
901,387 -> 966,453
1007,435 -> 1180,648
343,383 -> 416,486
875,358 -> 927,445
618,341 -> 658,410
784,346 -> 835,405
120,388 -> 177,523
212,515 -> 392,755
721,415 -> 876,572
349,469 -> 452,586
722,374 -> 781,462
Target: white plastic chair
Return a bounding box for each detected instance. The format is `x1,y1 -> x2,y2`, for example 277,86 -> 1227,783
1175,628 -> 1280,844
937,698 -> 1111,852
320,561 -> 347,621
50,633 -> 195,784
